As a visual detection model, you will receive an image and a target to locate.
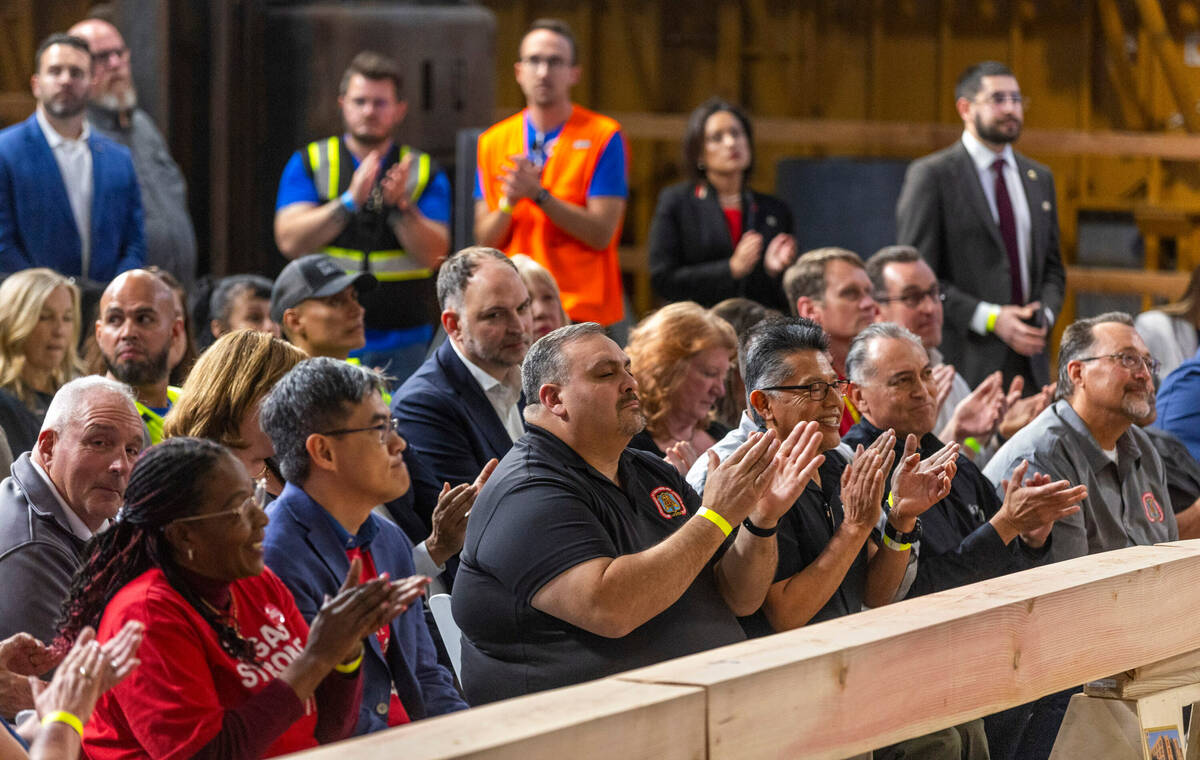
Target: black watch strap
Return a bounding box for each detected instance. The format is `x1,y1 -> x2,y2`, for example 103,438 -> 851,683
883,516 -> 922,544
741,516 -> 777,538
534,187 -> 550,205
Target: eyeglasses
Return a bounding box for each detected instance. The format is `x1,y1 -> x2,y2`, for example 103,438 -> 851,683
759,379 -> 850,401
519,55 -> 569,71
973,93 -> 1027,108
318,417 -> 402,445
1076,352 -> 1160,375
876,285 -> 946,310
91,46 -> 129,66
171,478 -> 267,525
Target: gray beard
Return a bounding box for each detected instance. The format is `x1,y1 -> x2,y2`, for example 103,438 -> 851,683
93,86 -> 137,113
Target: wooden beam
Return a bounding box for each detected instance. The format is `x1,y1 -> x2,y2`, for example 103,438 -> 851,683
284,679 -> 706,760
617,543 -> 1200,760
1132,0 -> 1200,132
581,110 -> 1200,161
1065,266 -> 1190,299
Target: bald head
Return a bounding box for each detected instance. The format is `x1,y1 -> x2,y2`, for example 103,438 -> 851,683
67,18 -> 136,111
96,270 -> 181,393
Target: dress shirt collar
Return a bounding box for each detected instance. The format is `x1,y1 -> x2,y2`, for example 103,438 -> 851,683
282,481 -> 380,550
35,106 -> 89,149
28,458 -> 104,540
1050,399 -> 1144,472
449,338 -> 520,404
961,129 -> 1016,174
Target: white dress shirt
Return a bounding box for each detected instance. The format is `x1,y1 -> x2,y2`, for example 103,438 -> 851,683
960,131 -> 1033,335
29,458 -> 106,540
35,107 -> 93,277
449,339 -> 524,443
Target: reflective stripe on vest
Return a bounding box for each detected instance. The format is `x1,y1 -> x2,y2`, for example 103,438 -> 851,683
302,138 -> 433,278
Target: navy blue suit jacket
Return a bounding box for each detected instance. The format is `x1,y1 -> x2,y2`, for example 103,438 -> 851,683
0,114 -> 145,280
393,340 -> 524,500
263,483 -> 466,734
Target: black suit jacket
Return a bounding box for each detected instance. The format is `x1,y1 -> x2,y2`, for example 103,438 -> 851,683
895,140 -> 1065,387
648,181 -> 793,310
392,340 -> 524,502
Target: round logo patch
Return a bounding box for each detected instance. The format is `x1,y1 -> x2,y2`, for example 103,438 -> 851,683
651,486 -> 688,519
1142,492 -> 1165,523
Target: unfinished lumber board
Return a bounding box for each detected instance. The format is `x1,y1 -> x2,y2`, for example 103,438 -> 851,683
619,544 -> 1200,760
281,679 -> 706,760
1086,650 -> 1200,699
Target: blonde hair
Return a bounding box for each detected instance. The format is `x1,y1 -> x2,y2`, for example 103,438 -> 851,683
625,302 -> 737,440
164,329 -> 307,448
511,253 -> 569,327
0,268 -> 83,405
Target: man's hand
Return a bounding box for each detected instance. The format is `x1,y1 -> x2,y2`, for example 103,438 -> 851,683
992,460 -> 1087,545
729,231 -> 764,279
840,431 -> 896,532
501,154 -> 544,202
749,421 -> 825,527
425,458 -> 499,567
993,302 -> 1047,356
348,148 -> 384,207
763,233 -> 798,276
931,364 -> 956,416
664,441 -> 699,476
701,430 -> 780,526
998,382 -> 1056,441
380,152 -> 414,211
943,371 -> 1004,444
889,435 -> 958,530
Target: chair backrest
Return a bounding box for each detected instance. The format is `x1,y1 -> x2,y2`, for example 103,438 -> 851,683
427,593 -> 462,679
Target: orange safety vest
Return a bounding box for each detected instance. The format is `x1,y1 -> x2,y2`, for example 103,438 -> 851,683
477,106 -> 626,326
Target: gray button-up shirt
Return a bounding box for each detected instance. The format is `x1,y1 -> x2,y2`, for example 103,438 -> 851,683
982,399 -> 1176,563
86,105 -> 197,289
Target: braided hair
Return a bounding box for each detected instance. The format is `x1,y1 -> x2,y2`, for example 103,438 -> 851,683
57,437 -> 258,663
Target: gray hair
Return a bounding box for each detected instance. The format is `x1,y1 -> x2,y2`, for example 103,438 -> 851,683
259,357 -> 387,484
41,375 -> 138,434
1057,311 -> 1135,399
740,318 -> 829,425
864,245 -> 921,295
845,322 -> 926,384
436,246 -> 516,312
522,322 -> 607,406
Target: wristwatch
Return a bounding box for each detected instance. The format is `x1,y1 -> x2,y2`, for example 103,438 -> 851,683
883,517 -> 922,545
534,187 -> 550,205
741,516 -> 777,538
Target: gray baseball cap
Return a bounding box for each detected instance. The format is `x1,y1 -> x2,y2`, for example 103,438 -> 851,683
270,254 -> 377,324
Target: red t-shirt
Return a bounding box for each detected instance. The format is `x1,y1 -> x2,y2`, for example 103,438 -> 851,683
722,207 -> 743,246
84,567 -> 319,760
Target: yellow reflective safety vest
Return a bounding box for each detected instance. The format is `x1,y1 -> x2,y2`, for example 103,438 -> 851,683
301,137 -> 439,330
136,386 -> 181,445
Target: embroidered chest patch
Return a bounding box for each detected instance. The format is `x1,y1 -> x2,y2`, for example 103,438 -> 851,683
1142,491 -> 1165,523
651,486 -> 688,519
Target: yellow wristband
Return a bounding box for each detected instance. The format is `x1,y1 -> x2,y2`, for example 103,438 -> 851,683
963,437 -> 982,455
498,197 -> 514,214
881,533 -> 912,552
886,491 -> 895,509
985,309 -> 999,333
41,710 -> 84,737
696,506 -> 733,537
333,652 -> 364,674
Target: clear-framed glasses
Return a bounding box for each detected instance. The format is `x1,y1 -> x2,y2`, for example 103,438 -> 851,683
974,92 -> 1027,109
318,417 -> 402,445
171,478 -> 267,525
759,379 -> 851,401
1076,352 -> 1160,375
518,55 -> 568,71
876,285 -> 946,310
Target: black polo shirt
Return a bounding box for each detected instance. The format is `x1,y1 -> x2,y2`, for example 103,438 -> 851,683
842,418 -> 1044,597
453,424 -> 746,705
740,451 -> 869,638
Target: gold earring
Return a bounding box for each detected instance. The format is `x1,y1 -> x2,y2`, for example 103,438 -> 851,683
187,547 -> 195,561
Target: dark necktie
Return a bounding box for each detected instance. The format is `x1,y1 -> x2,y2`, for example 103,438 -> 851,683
991,157 -> 1025,305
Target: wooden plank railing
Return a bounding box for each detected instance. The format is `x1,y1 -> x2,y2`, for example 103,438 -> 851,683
284,540 -> 1200,760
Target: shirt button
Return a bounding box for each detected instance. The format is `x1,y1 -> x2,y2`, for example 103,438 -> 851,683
375,702 -> 389,716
